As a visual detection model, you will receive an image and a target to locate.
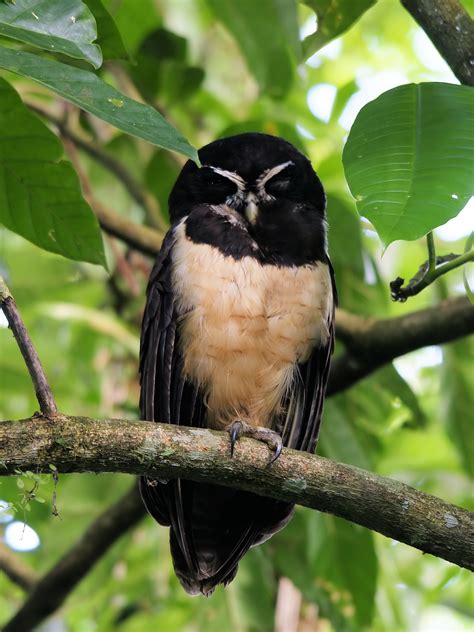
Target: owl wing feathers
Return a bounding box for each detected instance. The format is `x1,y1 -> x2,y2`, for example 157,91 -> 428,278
139,221 -> 334,595
279,258 -> 336,453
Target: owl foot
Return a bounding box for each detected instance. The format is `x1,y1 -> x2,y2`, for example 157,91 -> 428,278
226,421 -> 283,465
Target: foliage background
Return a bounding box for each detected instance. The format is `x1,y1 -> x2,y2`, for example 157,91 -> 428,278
0,0 -> 472,630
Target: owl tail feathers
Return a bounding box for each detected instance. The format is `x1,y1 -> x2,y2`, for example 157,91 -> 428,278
170,529 -> 240,596
140,477 -> 294,596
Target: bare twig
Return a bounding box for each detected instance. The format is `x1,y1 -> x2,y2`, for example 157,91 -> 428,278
0,276 -> 57,416
28,103 -> 167,230
60,134 -> 163,257
95,205 -> 163,257
400,0 -> 474,86
106,237 -> 140,297
3,483 -> 145,632
0,543 -> 38,592
390,238 -> 474,302
0,416 -> 472,574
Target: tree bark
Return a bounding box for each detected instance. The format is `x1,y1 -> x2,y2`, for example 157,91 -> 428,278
1,415 -> 472,572
400,0 -> 474,85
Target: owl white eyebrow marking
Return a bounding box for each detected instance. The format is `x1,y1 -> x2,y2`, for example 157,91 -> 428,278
256,161 -> 294,187
204,165 -> 247,190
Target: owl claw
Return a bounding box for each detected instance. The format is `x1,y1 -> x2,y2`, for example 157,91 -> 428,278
226,421 -> 283,465
229,421 -> 244,457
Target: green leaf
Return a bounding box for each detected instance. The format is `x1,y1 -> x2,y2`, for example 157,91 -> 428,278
145,150 -> 180,224
132,29 -> 204,104
378,365 -> 426,427
302,0 -> 376,57
229,548 -> 277,632
84,0 -> 129,60
273,508 -> 377,629
441,339 -> 474,476
204,0 -> 300,97
343,83 -> 474,246
320,398 -> 374,469
326,194 -> 364,275
309,513 -> 378,627
0,0 -> 102,68
0,77 -> 106,266
0,48 -> 198,162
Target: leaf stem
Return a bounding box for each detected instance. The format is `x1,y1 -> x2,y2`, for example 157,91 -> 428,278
426,232 -> 436,275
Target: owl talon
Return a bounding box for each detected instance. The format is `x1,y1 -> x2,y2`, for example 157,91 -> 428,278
228,421 -> 244,457
226,421 -> 283,465
267,438 -> 283,465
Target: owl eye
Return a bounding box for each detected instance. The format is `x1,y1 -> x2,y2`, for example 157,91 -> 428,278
196,167 -> 238,204
199,168 -> 237,190
265,170 -> 293,196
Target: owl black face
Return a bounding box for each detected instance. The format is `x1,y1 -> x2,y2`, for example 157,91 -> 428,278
169,133 -> 328,265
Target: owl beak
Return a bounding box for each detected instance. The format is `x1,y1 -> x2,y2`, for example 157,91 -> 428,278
245,193 -> 258,224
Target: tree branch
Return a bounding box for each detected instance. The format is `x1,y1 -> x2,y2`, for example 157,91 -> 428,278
330,296 -> 474,393
3,483 -> 145,632
94,205 -> 163,256
0,276 -> 57,416
59,132 -> 164,258
0,416 -> 472,572
400,0 -> 474,86
0,543 -> 38,592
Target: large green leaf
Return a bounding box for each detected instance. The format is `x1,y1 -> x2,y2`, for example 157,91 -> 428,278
84,0 -> 129,60
0,48 -> 198,162
204,0 -> 300,97
302,0 -> 376,57
343,82 -> 474,246
0,0 -> 102,68
0,78 -> 106,266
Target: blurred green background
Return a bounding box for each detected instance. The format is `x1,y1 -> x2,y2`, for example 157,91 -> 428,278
0,0 -> 472,630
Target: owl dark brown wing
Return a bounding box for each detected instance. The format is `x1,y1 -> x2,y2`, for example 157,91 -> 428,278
279,257 -> 336,453
139,219 -> 293,596
139,225 -> 205,576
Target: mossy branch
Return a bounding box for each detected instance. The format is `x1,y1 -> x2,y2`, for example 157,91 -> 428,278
0,415 -> 472,573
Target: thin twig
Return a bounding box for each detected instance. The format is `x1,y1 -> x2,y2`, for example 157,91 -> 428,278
0,276 -> 57,416
390,250 -> 474,301
28,102 -> 167,231
60,134 -> 163,257
106,237 -> 140,297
